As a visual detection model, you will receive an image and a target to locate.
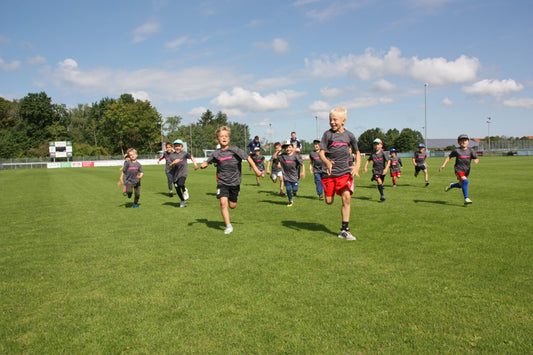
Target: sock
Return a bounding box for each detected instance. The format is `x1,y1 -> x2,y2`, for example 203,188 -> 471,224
341,221 -> 349,231
378,184 -> 384,196
392,177 -> 396,185
175,184 -> 184,201
451,183 -> 461,188
461,179 -> 469,198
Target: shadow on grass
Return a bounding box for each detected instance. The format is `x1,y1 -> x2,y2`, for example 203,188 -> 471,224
260,199 -> 289,206
281,220 -> 335,234
188,218 -> 226,231
162,201 -> 182,207
413,199 -> 448,205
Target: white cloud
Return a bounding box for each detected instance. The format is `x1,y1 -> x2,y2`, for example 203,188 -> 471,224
441,97 -> 453,106
165,36 -> 192,50
304,1 -> 367,22
27,55 -> 46,65
132,21 -> 160,43
254,76 -> 297,91
340,96 -> 394,109
293,0 -> 320,6
210,87 -> 301,116
462,79 -> 523,98
309,100 -> 330,112
320,86 -> 343,98
503,97 -> 533,109
254,38 -> 290,55
131,91 -> 151,102
305,47 -> 480,85
44,58 -> 247,103
188,107 -> 208,117
370,79 -> 397,92
0,57 -> 21,71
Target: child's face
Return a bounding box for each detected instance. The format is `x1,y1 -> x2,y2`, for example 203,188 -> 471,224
217,130 -> 231,147
174,144 -> 183,153
254,150 -> 260,156
419,147 -> 425,152
329,112 -> 346,132
459,139 -> 469,148
374,143 -> 382,151
165,144 -> 173,153
391,151 -> 396,157
314,143 -> 320,151
284,145 -> 294,154
275,144 -> 282,151
128,151 -> 138,160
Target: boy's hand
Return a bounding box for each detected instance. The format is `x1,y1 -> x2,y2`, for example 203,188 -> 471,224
200,162 -> 209,169
193,163 -> 199,170
351,165 -> 360,178
325,160 -> 333,175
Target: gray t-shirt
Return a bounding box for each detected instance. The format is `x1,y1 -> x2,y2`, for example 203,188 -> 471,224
368,150 -> 388,175
413,151 -> 427,167
449,147 -> 478,176
278,152 -> 303,183
309,150 -> 325,174
169,151 -> 192,181
389,157 -> 402,173
206,146 -> 248,186
122,160 -> 143,185
319,129 -> 359,178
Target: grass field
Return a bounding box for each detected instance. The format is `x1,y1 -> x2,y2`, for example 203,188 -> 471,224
1,156 -> 532,353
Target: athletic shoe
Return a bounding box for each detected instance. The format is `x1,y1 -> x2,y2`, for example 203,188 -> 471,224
338,230 -> 356,241
319,194 -> 324,200
224,225 -> 233,234
127,193 -> 132,199
380,195 -> 386,201
183,188 -> 189,200
257,183 -> 260,186
169,191 -> 173,197
464,198 -> 472,205
425,181 -> 429,186
180,201 -> 186,208
287,202 -> 294,207
445,183 -> 453,192
133,203 -> 139,208
280,191 -> 286,196
393,184 -> 396,188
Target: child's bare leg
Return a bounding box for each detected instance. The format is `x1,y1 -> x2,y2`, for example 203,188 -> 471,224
220,197 -> 231,226
325,195 -> 334,205
340,189 -> 351,222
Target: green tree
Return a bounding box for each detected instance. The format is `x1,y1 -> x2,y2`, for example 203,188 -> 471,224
357,128 -> 385,153
384,128 -> 400,150
164,115 -> 183,143
19,92 -> 58,145
395,128 -> 424,152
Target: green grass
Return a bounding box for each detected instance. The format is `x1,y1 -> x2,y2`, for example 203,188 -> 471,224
1,157 -> 532,353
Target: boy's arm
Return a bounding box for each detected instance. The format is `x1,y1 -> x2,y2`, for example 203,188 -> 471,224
363,159 -> 369,173
247,156 -> 262,177
300,161 -> 306,179
439,157 -> 451,172
190,155 -> 199,170
318,150 -> 333,175
352,151 -> 361,178
117,171 -> 124,185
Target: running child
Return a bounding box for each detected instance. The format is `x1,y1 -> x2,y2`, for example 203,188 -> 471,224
117,148 -> 144,208
309,139 -> 325,200
363,138 -> 388,201
266,142 -> 285,196
252,147 -> 266,186
319,107 -> 361,241
200,126 -> 262,234
413,143 -> 429,186
118,153 -> 130,195
388,148 -> 403,187
157,142 -> 175,197
169,139 -> 198,208
278,140 -> 306,207
439,134 -> 479,205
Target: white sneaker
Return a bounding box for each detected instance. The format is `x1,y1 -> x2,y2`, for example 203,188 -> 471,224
183,188 -> 189,200
224,225 -> 233,234
180,201 -> 186,208
338,230 -> 356,241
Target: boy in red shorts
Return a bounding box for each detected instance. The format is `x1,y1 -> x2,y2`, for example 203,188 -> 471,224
388,148 -> 403,187
319,108 -> 361,241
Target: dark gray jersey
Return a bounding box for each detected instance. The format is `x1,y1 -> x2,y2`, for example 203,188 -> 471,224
413,151 -> 427,166
278,153 -> 303,183
123,160 -> 143,185
389,157 -> 402,173
309,151 -> 325,174
319,129 -> 359,178
169,151 -> 192,181
252,154 -> 265,171
206,146 -> 248,186
368,150 -> 388,175
449,147 -> 478,176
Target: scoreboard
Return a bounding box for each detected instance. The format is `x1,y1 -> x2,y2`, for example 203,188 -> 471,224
49,141 -> 73,158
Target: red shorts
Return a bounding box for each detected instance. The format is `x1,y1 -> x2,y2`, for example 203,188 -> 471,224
391,171 -> 401,177
322,174 -> 354,197
456,171 -> 467,179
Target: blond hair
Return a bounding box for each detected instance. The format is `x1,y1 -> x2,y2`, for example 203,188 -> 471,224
126,148 -> 137,155
216,126 -> 231,136
330,107 -> 347,119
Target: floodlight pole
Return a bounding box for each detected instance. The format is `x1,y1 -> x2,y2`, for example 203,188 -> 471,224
315,116 -> 318,139
486,117 -> 491,151
424,83 -> 428,151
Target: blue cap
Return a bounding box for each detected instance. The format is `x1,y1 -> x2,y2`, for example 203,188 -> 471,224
173,139 -> 184,145
390,148 -> 397,153
418,143 -> 425,148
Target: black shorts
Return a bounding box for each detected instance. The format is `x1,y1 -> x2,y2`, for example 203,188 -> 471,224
415,165 -> 427,173
371,174 -> 386,182
173,176 -> 187,187
217,185 -> 240,203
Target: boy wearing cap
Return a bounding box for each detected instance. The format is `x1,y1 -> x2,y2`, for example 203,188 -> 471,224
388,148 -> 403,187
278,140 -> 306,206
266,142 -> 285,196
413,143 -> 429,186
319,108 -> 361,241
439,134 -> 479,204
363,138 -> 389,201
169,139 -> 198,207
309,139 -> 325,200
252,147 -> 266,186
201,126 -> 262,234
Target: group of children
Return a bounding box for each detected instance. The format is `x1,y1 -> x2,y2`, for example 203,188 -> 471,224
118,108 -> 479,238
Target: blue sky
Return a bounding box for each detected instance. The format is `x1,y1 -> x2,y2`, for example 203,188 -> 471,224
1,0 -> 532,143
